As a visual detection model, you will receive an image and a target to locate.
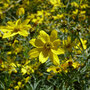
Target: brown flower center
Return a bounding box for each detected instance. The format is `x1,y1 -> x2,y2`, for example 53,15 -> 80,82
56,67 -> 60,71
44,42 -> 52,50
66,44 -> 72,48
14,28 -> 20,33
68,61 -> 73,66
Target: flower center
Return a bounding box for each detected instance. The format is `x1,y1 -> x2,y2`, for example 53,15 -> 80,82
14,28 -> 20,32
56,67 -> 60,71
44,42 -> 52,50
68,61 -> 73,66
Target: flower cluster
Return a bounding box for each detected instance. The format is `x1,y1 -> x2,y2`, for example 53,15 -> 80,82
0,0 -> 89,90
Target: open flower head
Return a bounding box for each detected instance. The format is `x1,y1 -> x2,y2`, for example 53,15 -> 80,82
29,30 -> 64,65
47,65 -> 61,73
75,38 -> 87,54
63,36 -> 74,52
1,19 -> 31,38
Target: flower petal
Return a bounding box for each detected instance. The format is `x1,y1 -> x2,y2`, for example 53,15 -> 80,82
50,30 -> 58,42
2,32 -> 17,38
29,39 -> 36,47
29,48 -> 40,59
35,39 -> 44,48
51,48 -> 65,55
19,30 -> 29,36
49,52 -> 60,65
22,19 -> 30,25
16,19 -> 21,26
39,50 -> 49,63
53,39 -> 61,47
39,30 -> 50,43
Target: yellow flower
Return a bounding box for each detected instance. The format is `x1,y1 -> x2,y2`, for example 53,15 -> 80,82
71,2 -> 79,8
65,59 -> 80,69
72,62 -> 80,69
80,38 -> 87,50
24,76 -> 30,83
21,66 -> 34,75
21,68 -> 27,75
63,36 -> 74,52
52,14 -> 64,20
18,81 -> 22,87
29,30 -> 64,65
80,4 -> 88,9
61,59 -> 80,71
75,38 -> 87,54
1,19 -> 31,38
60,28 -> 68,33
47,65 -> 61,73
73,9 -> 78,15
16,7 -> 25,16
14,86 -> 19,90
50,0 -> 61,6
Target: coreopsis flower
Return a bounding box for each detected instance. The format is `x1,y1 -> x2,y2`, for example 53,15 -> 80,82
47,65 -> 61,73
16,7 -> 25,16
29,30 -> 64,65
52,14 -> 64,20
50,0 -> 61,6
71,2 -> 79,8
62,36 -> 74,52
1,19 -> 31,38
60,59 -> 80,73
65,59 -> 80,69
75,38 -> 87,54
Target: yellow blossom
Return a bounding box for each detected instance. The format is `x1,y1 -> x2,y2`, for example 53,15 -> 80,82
50,0 -> 61,6
63,36 -> 74,52
18,81 -> 22,87
29,30 -> 64,65
75,38 -> 87,54
52,14 -> 64,20
71,2 -> 79,8
72,62 -> 80,69
0,19 -> 31,38
73,9 -> 78,15
47,66 -> 61,73
16,7 -> 25,16
14,86 -> 19,90
24,76 -> 30,83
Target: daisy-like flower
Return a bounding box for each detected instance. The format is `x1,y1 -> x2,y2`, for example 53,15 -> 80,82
63,36 -> 74,52
47,65 -> 61,73
29,30 -> 64,65
74,38 -> 87,54
0,19 -> 31,38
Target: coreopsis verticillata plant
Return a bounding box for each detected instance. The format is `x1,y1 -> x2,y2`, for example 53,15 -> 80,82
47,58 -> 80,74
0,19 -> 31,38
29,30 -> 64,65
